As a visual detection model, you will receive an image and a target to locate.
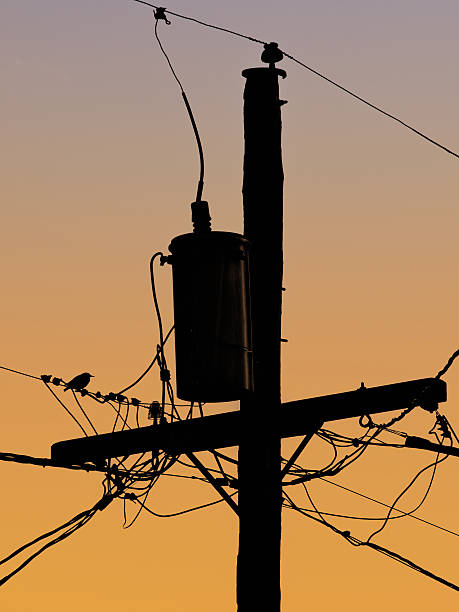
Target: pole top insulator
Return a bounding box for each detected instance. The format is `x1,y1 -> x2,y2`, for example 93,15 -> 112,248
191,200 -> 211,234
261,42 -> 283,68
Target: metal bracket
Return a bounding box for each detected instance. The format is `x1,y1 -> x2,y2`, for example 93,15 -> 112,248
185,451 -> 239,515
281,419 -> 323,480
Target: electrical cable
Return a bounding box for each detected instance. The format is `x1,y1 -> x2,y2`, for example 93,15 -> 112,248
150,252 -> 166,351
316,476 -> 459,538
283,494 -> 459,592
366,441 -> 449,542
135,490 -> 237,518
43,381 -> 88,437
0,490 -> 118,588
436,348 -> 459,379
0,365 -> 41,381
71,390 -> 98,436
153,16 -> 204,201
117,325 -> 175,394
1,450 -> 456,538
131,1 -> 459,161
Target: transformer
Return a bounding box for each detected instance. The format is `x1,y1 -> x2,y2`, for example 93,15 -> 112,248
169,231 -> 253,402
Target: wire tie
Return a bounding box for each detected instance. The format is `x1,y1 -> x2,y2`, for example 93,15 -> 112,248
154,7 -> 171,25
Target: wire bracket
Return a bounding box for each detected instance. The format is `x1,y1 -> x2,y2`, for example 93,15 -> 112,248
154,7 -> 171,25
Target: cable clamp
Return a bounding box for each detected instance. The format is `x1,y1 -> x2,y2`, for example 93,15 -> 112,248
94,494 -> 114,512
160,254 -> 171,266
154,7 -> 171,25
41,374 -> 51,383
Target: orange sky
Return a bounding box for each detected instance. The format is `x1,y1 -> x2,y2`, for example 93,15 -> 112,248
1,1 -> 459,610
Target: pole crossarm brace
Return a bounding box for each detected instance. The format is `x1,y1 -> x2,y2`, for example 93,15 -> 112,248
51,377 -> 446,465
185,451 -> 240,515
280,419 -> 324,479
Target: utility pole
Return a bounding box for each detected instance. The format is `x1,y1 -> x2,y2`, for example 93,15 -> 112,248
237,49 -> 286,611
50,48 -> 449,611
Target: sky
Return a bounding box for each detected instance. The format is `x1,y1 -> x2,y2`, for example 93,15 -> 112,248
1,0 -> 459,610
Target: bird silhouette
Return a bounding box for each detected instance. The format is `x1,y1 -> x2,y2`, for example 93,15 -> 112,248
64,372 -> 94,392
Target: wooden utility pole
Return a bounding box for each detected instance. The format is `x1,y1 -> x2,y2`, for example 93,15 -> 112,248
50,50 -> 449,612
237,61 -> 286,611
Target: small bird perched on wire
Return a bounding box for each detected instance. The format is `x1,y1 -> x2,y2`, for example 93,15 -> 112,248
64,372 -> 94,392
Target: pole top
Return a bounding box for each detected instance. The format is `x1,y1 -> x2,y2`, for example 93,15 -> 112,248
242,67 -> 286,80
242,41 -> 286,79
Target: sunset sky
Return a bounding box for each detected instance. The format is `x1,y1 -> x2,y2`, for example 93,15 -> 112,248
1,1 -> 459,610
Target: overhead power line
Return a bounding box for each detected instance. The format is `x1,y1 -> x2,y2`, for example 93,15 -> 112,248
284,493 -> 459,593
131,0 -> 459,161
318,477 -> 459,539
0,365 -> 41,381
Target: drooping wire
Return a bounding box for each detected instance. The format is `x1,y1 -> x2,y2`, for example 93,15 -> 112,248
131,1 -> 459,162
150,252 -> 166,358
117,324 -> 175,395
135,490 -> 238,518
366,440 -> 449,542
316,476 -> 459,538
283,493 -> 459,593
0,488 -> 118,588
153,16 -> 204,201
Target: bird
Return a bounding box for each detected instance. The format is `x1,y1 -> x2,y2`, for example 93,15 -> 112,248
64,372 -> 94,392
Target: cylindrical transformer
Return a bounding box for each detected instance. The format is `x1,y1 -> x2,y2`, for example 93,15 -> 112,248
169,231 -> 253,402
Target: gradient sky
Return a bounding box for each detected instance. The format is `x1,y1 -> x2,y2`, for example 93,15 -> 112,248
1,1 -> 459,610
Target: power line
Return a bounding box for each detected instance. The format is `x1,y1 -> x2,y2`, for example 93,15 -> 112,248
0,365 -> 40,381
0,489 -> 118,588
43,381 -> 88,437
153,14 -> 205,202
135,490 -> 238,518
132,1 -> 264,45
317,477 -> 459,539
366,443 -> 448,542
436,348 -> 459,379
130,0 -> 459,161
284,493 -> 459,593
